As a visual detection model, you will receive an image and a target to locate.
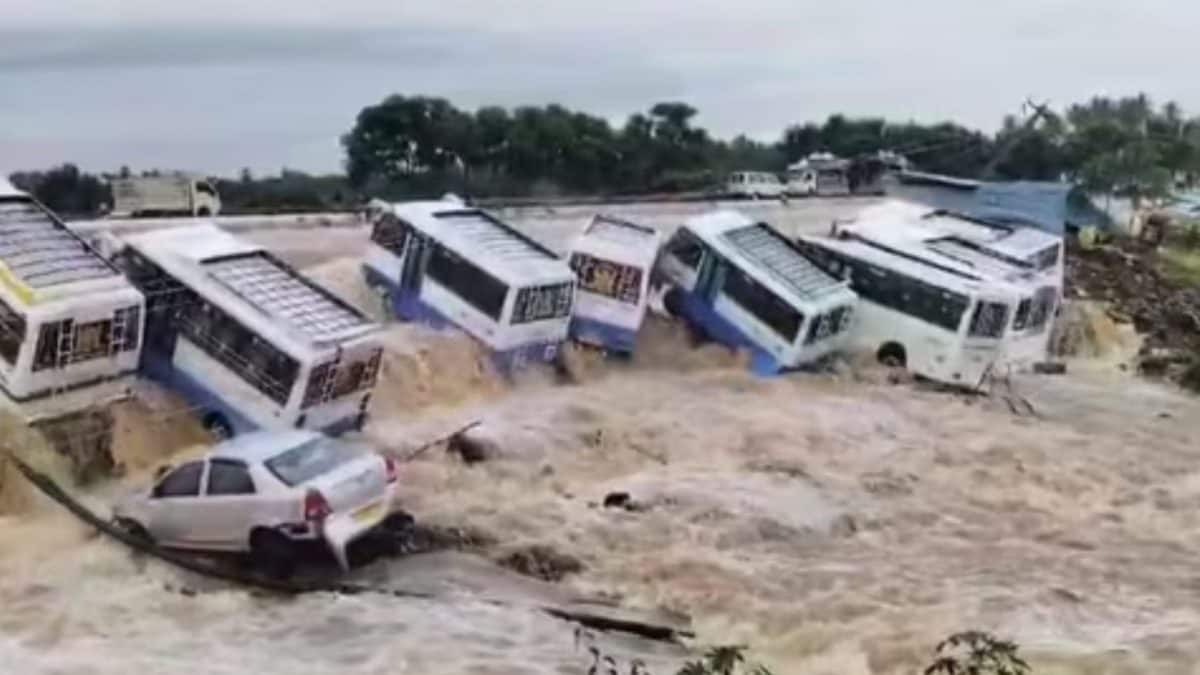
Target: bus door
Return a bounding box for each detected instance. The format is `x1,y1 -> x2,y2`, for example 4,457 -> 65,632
695,254 -> 725,304
399,234 -> 426,293
963,292 -> 1012,380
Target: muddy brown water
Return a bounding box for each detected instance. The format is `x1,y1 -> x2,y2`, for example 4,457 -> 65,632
3,207 -> 1199,673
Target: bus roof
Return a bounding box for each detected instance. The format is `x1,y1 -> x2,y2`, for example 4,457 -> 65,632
124,224 -> 376,350
0,192 -> 123,291
571,215 -> 662,268
849,200 -> 1059,270
386,201 -> 573,286
683,210 -> 850,306
800,234 -> 1000,295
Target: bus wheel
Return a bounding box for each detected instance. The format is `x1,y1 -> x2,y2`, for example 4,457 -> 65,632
877,343 -> 907,369
662,287 -> 685,318
202,413 -> 234,442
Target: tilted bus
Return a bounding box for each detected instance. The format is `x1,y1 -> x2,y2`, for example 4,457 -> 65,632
796,232 -> 1020,389
655,210 -> 858,375
0,178 -> 146,473
839,200 -> 1063,366
566,214 -> 661,354
363,199 -> 575,371
116,224 -> 382,439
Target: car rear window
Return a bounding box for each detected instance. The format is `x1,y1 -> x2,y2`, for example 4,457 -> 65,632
264,438 -> 361,487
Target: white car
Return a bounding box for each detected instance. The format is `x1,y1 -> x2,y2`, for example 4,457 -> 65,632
725,171 -> 785,199
113,430 -> 400,576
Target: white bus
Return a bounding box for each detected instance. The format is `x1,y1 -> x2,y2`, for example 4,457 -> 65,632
655,210 -> 858,375
796,232 -> 1019,389
363,199 -> 576,372
566,215 -> 661,354
116,224 -> 382,439
839,201 -> 1063,366
0,178 -> 146,472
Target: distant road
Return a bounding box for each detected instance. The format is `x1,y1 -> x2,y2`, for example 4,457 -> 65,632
64,196 -> 882,269
66,211 -> 362,234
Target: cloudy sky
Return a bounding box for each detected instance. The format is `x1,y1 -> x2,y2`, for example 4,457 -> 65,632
1,0 -> 1195,176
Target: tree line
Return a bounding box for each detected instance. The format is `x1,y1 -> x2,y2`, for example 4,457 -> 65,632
9,93 -> 1200,217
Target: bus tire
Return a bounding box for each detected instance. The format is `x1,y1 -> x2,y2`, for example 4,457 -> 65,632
877,343 -> 907,368
249,528 -> 297,580
662,287 -> 685,318
202,412 -> 234,441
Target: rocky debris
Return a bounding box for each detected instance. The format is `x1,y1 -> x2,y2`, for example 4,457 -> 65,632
1032,362 -> 1068,375
828,514 -> 859,538
1065,238 -> 1200,390
599,491 -> 650,512
496,545 -> 585,582
447,424 -> 503,464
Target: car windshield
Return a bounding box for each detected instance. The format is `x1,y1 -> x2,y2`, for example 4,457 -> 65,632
264,437 -> 362,487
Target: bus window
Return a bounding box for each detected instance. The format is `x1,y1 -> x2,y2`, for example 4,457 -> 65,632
0,297 -> 24,365
181,301 -> 298,405
1013,298 -> 1032,331
664,230 -> 704,269
512,282 -> 573,324
805,305 -> 851,345
73,320 -> 113,360
426,245 -> 507,320
968,301 -> 1009,338
570,253 -> 642,305
721,267 -> 803,340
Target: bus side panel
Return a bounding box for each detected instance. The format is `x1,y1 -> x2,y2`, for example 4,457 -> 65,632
363,244 -> 403,286
844,302 -> 988,386
163,339 -> 281,433
711,293 -> 796,373
362,264 -> 452,329
675,289 -> 782,375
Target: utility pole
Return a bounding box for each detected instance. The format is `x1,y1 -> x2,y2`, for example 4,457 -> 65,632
979,97 -> 1052,180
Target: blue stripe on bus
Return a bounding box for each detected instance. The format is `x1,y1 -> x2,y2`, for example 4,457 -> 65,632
674,290 -> 784,376
569,316 -> 638,354
362,265 -> 562,374
142,348 -> 362,438
142,348 -> 260,435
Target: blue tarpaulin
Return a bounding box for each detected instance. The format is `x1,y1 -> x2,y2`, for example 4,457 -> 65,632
892,172 -> 1111,235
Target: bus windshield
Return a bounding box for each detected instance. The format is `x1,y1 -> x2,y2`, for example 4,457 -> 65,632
570,253 -> 642,305
511,282 -> 573,324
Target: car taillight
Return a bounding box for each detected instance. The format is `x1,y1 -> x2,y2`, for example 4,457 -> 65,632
304,489 -> 332,522
384,455 -> 398,484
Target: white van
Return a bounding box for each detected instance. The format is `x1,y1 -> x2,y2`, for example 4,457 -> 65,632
725,172 -> 785,200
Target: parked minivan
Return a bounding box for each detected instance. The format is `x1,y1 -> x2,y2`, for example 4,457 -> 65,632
725,172 -> 785,200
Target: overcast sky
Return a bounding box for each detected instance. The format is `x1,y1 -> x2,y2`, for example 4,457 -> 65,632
1,0 -> 1196,175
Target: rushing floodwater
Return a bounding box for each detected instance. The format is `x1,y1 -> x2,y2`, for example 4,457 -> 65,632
1,203 -> 1199,674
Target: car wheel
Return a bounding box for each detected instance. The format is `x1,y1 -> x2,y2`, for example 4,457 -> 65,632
202,413 -> 234,441
249,529 -> 297,580
113,517 -> 154,546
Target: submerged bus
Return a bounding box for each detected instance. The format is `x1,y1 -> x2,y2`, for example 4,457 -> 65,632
566,215 -> 661,354
839,201 -> 1063,366
363,199 -> 575,371
797,232 -> 1019,388
655,210 -> 858,375
117,224 -> 382,439
0,178 -> 146,476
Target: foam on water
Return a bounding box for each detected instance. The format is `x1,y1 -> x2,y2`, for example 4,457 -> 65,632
0,226 -> 1197,672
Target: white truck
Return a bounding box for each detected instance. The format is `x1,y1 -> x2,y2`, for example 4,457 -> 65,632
110,176 -> 221,218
